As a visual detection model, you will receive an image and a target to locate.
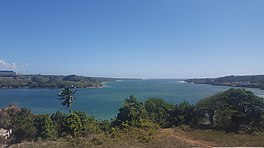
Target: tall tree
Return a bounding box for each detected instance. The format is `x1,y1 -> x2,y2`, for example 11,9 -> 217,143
114,95 -> 147,127
145,98 -> 173,127
197,88 -> 264,132
58,87 -> 77,113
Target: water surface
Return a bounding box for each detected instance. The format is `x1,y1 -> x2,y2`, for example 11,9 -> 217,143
1,79 -> 264,120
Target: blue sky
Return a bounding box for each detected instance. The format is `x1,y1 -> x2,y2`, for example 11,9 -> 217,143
0,0 -> 264,78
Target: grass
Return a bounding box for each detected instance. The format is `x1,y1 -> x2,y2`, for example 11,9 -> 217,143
180,128 -> 264,147
10,127 -> 192,148
9,127 -> 264,147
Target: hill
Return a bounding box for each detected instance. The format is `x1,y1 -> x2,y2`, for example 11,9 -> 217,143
0,74 -> 116,88
185,75 -> 264,90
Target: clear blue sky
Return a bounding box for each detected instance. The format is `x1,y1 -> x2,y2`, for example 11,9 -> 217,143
0,0 -> 264,78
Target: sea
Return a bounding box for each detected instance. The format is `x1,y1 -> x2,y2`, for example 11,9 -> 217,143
1,79 -> 264,120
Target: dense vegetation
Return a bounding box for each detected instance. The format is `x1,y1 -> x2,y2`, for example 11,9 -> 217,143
0,88 -> 264,146
0,74 -> 116,88
186,75 -> 264,90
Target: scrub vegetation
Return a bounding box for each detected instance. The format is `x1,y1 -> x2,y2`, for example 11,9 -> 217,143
0,88 -> 264,147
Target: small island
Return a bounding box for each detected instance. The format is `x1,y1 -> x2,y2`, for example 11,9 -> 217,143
185,75 -> 264,90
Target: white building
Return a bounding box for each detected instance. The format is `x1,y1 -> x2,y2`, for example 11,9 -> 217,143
0,71 -> 16,77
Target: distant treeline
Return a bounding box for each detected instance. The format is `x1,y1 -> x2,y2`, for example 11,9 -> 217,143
185,75 -> 264,90
0,74 -> 116,88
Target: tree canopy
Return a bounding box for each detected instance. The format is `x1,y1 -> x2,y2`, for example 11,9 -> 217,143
197,88 -> 264,132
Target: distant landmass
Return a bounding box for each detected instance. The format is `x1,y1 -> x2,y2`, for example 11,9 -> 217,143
0,73 -> 118,88
185,75 -> 264,90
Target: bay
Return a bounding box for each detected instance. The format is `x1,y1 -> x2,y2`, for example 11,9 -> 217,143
1,79 -> 264,120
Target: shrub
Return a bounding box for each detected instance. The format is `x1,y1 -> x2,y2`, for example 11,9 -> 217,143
34,114 -> 56,140
145,98 -> 173,127
11,108 -> 37,143
64,113 -> 83,137
51,111 -> 67,137
197,88 -> 264,132
168,102 -> 195,127
99,120 -> 111,133
113,95 -> 148,127
73,111 -> 100,135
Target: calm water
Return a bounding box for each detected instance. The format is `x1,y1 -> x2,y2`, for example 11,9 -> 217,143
1,79 -> 264,120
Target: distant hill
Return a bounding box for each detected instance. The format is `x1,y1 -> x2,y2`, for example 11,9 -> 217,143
185,75 -> 264,90
0,74 -> 117,88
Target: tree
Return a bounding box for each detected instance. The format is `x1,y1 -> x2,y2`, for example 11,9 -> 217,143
11,108 -> 37,142
196,95 -> 218,127
215,89 -> 264,132
34,114 -> 56,139
145,98 -> 173,127
197,88 -> 264,132
168,102 -> 195,127
58,87 -> 77,113
64,113 -> 83,137
51,111 -> 67,137
114,95 -> 148,127
73,111 -> 100,135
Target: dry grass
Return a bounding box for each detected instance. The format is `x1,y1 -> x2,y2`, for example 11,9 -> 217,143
9,127 -> 264,148
9,128 -> 192,148
178,128 -> 264,147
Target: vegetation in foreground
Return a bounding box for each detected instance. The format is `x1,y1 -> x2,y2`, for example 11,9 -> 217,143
0,88 -> 264,147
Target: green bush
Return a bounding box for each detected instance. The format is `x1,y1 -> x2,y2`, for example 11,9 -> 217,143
99,120 -> 111,132
34,114 -> 56,140
168,101 -> 195,127
51,111 -> 67,137
197,89 -> 264,132
65,113 -> 83,137
145,98 -> 173,127
113,95 -> 148,127
11,108 -> 37,143
73,111 -> 100,135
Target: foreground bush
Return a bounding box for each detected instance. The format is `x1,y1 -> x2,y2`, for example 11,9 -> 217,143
34,114 -> 56,140
11,108 -> 37,143
112,95 -> 148,127
197,88 -> 264,132
145,98 -> 173,127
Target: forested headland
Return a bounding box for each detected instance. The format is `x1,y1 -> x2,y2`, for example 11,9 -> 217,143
185,75 -> 264,90
0,74 -> 117,88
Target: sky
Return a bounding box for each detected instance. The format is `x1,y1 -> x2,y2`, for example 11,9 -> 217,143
0,0 -> 264,78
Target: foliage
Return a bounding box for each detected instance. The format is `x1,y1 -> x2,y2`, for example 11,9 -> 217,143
196,95 -> 218,127
197,88 -> 264,132
50,111 -> 67,137
34,114 -> 56,140
58,87 -> 77,113
0,74 -> 113,88
168,101 -> 196,127
113,95 -> 148,127
145,98 -> 173,127
0,105 -> 21,130
64,113 -> 83,137
1,88 -> 264,146
186,75 -> 264,90
73,111 -> 100,135
99,120 -> 111,132
11,108 -> 37,143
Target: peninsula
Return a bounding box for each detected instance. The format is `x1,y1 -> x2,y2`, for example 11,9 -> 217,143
0,74 -> 116,88
185,75 -> 264,90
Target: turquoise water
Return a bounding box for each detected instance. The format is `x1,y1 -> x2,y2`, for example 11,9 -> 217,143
1,79 -> 264,120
